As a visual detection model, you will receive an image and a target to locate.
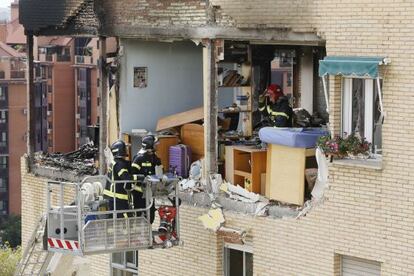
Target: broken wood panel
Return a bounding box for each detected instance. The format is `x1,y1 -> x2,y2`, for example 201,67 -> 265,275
180,123 -> 204,162
157,136 -> 180,171
156,107 -> 204,131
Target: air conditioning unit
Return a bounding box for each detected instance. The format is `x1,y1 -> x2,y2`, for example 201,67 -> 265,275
75,114 -> 80,119
22,108 -> 27,115
47,129 -> 52,134
75,133 -> 80,138
47,111 -> 51,116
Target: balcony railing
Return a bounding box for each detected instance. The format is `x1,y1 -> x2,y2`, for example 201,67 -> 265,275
56,55 -> 71,62
10,70 -> 26,79
75,55 -> 93,65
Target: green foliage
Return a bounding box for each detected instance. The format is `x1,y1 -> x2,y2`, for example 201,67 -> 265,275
0,243 -> 21,276
0,215 -> 21,248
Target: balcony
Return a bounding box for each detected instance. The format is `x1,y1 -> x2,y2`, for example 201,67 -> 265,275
56,55 -> 71,62
75,55 -> 93,65
39,53 -> 71,63
10,70 -> 26,79
39,53 -> 54,62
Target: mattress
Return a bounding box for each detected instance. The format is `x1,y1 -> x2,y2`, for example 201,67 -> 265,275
259,127 -> 328,148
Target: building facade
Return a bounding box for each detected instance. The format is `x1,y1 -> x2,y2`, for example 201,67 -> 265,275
18,0 -> 414,275
0,42 -> 26,215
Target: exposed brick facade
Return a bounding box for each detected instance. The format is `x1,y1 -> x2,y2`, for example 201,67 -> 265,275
100,0 -> 209,30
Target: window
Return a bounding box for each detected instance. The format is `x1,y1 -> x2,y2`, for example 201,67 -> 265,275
342,78 -> 382,154
0,178 -> 6,193
48,104 -> 53,112
0,200 -> 4,210
0,156 -> 7,169
0,131 -> 7,147
0,110 -> 7,124
341,255 -> 380,276
224,244 -> 253,276
0,87 -> 5,101
47,66 -> 53,79
111,251 -> 138,275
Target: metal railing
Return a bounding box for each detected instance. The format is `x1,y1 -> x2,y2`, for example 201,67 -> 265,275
56,55 -> 71,62
75,55 -> 93,65
10,70 -> 25,79
46,175 -> 181,256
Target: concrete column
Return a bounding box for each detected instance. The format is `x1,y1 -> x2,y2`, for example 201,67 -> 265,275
98,36 -> 108,174
202,39 -> 218,191
26,33 -> 35,162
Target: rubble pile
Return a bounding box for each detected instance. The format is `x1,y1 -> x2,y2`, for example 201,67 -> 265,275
34,143 -> 98,176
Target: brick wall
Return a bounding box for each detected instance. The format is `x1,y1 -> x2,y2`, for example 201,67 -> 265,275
20,157 -> 110,275
133,1 -> 414,276
100,0 -> 209,32
20,1 -> 414,275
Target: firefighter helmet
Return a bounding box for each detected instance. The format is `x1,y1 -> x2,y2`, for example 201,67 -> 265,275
141,135 -> 158,151
111,140 -> 127,158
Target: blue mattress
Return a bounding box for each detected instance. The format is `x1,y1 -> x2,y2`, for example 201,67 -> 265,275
259,127 -> 329,148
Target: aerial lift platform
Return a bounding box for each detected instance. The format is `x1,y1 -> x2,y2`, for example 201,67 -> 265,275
15,175 -> 181,275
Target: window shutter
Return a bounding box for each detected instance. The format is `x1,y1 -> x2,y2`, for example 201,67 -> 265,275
342,256 -> 380,276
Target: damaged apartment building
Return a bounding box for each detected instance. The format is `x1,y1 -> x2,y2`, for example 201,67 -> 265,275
17,0 -> 414,275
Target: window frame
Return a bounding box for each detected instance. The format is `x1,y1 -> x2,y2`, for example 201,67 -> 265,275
341,77 -> 382,155
223,243 -> 253,276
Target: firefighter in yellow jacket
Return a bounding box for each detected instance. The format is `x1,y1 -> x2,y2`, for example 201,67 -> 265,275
103,140 -> 132,218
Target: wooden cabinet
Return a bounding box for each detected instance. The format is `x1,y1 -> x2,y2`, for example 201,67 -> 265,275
228,146 -> 267,194
265,144 -> 315,205
157,136 -> 180,171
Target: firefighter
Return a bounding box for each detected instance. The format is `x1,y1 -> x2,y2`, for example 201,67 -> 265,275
103,140 -> 132,218
258,84 -> 293,127
131,135 -> 161,223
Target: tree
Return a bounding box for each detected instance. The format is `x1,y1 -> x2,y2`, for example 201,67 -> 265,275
0,243 -> 21,276
0,215 -> 21,248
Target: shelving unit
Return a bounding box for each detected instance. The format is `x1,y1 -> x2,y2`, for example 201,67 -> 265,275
229,146 -> 267,194
217,41 -> 254,138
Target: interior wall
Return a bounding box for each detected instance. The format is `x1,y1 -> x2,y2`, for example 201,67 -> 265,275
119,40 -> 203,133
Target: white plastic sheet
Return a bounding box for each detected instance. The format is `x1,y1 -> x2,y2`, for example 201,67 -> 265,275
311,148 -> 329,200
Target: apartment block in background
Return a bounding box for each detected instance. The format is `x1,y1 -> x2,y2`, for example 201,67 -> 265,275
38,37 -> 76,153
0,41 -> 26,215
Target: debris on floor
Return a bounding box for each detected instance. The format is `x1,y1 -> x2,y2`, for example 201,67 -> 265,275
33,143 -> 98,176
220,181 -> 263,203
179,160 -> 205,193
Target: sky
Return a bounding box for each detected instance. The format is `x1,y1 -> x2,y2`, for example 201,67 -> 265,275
0,0 -> 12,8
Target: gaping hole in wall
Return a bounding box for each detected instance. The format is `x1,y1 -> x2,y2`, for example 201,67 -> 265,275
215,41 -> 327,206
